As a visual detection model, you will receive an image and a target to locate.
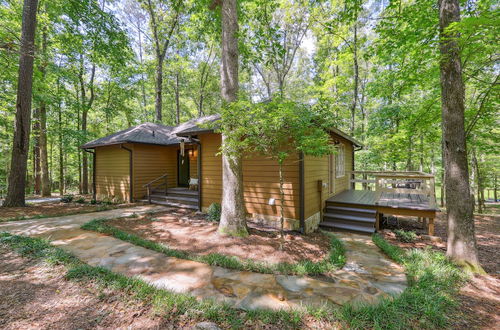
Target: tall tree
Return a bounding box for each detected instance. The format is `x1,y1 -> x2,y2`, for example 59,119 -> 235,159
3,0 -> 39,207
217,0 -> 248,237
438,0 -> 482,272
143,0 -> 182,122
39,26 -> 51,196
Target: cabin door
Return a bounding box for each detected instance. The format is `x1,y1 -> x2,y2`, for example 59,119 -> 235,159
177,150 -> 190,187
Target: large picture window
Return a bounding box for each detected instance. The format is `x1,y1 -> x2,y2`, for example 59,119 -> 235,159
336,144 -> 345,178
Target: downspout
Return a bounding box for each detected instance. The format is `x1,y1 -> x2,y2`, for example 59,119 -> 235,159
299,152 -> 305,234
83,149 -> 96,200
120,144 -> 133,203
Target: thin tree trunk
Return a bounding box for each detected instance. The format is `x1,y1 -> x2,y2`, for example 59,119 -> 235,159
441,138 -> 445,207
37,18 -> 50,196
494,173 -> 497,202
155,56 -> 163,122
217,0 -> 248,237
3,0 -> 39,207
471,147 -> 483,213
39,101 -> 50,196
406,135 -> 413,171
419,134 -> 424,172
350,22 -> 359,134
439,0 -> 482,272
33,107 -> 41,194
175,71 -> 180,124
58,85 -> 64,196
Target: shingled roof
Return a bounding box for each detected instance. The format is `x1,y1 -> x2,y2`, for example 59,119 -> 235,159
81,113 -> 362,149
81,122 -> 180,149
173,114 -> 221,136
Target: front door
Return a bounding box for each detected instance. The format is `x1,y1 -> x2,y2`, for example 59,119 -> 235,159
177,150 -> 190,187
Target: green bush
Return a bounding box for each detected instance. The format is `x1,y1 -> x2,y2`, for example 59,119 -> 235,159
207,203 -> 221,222
394,229 -> 418,243
61,194 -> 74,203
90,199 -> 98,205
75,197 -> 86,204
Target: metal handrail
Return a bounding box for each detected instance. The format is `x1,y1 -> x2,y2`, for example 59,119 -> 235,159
143,173 -> 169,187
143,173 -> 168,203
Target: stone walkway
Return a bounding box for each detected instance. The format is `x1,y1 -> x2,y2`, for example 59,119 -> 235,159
0,205 -> 407,311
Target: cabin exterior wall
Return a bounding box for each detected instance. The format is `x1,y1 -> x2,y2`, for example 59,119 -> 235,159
199,133 -> 302,230
95,144 -> 131,202
303,134 -> 354,231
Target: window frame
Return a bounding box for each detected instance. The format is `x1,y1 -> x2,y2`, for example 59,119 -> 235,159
335,144 -> 345,178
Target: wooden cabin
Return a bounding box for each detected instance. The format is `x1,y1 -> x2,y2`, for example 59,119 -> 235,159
82,115 -> 438,235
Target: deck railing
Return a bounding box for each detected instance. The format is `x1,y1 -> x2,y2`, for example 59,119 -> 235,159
349,171 -> 436,197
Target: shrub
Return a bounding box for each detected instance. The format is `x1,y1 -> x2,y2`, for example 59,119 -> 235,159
207,203 -> 221,222
61,195 -> 74,203
394,229 -> 417,243
75,197 -> 86,204
90,199 -> 98,205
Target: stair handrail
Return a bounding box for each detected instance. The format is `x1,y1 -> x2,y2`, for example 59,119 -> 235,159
143,173 -> 168,203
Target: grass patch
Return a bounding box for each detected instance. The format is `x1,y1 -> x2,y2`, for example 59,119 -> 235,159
334,233 -> 468,329
394,229 -> 417,243
0,232 -> 310,329
81,218 -> 346,276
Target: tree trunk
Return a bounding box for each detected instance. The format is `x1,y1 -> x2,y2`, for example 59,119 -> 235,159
39,101 -> 50,196
155,56 -> 163,122
217,0 -> 248,237
58,86 -> 64,196
441,138 -> 445,207
439,0 -> 482,272
33,107 -> 41,195
406,135 -> 413,171
3,0 -> 39,207
175,71 -> 180,124
350,22 -> 359,134
81,106 -> 89,194
494,173 -> 498,202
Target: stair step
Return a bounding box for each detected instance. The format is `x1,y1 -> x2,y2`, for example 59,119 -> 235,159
323,213 -> 376,224
150,195 -> 198,205
319,221 -> 375,234
146,200 -> 198,210
325,206 -> 376,215
151,189 -> 198,196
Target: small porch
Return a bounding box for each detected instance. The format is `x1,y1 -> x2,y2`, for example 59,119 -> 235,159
141,144 -> 201,210
322,171 -> 439,235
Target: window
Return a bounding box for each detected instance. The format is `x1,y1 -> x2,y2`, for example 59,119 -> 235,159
335,144 -> 345,178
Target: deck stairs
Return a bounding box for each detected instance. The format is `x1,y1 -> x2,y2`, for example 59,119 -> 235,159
144,187 -> 199,210
320,201 -> 377,234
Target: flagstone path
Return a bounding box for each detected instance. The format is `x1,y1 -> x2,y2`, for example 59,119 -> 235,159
0,205 -> 407,311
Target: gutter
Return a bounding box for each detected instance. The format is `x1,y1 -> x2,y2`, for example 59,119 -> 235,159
120,144 -> 133,203
299,152 -> 305,234
83,149 -> 96,200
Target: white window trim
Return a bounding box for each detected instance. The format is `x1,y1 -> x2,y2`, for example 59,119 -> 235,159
335,144 -> 345,178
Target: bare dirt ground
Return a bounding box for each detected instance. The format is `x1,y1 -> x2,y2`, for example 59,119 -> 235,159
0,199 -> 142,222
0,246 -> 172,330
380,211 -> 500,329
108,208 -> 331,264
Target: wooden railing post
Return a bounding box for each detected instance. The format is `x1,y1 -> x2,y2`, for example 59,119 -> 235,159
147,185 -> 151,204
165,176 -> 168,195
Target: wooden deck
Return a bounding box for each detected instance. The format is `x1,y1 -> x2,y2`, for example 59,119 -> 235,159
326,189 -> 439,235
327,190 -> 437,211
